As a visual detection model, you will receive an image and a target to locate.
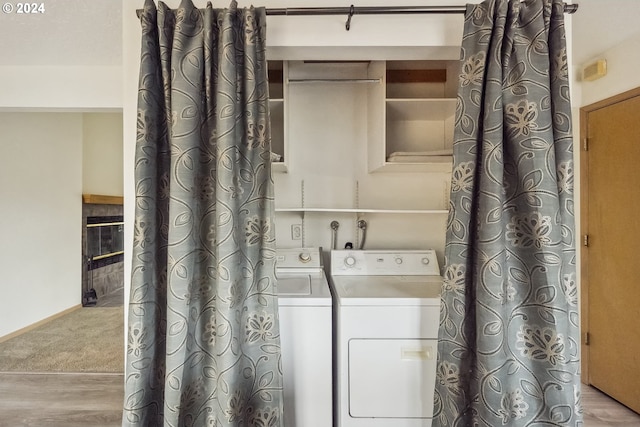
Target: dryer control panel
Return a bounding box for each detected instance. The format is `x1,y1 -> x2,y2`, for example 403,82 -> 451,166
277,247 -> 322,270
331,250 -> 440,276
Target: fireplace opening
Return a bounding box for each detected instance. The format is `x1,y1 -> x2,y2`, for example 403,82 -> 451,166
86,215 -> 124,270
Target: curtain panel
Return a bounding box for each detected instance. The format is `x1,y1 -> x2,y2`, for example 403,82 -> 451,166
123,1 -> 284,426
434,0 -> 581,425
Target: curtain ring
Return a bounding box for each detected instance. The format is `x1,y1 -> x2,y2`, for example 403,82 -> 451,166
345,5 -> 355,31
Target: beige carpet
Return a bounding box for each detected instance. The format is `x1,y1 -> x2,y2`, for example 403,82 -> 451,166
0,306 -> 124,373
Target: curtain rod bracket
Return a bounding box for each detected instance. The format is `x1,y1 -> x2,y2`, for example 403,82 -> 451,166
345,5 -> 355,31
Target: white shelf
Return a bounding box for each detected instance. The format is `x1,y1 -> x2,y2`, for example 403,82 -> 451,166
368,60 -> 459,173
275,207 -> 448,214
377,161 -> 453,173
272,162 -> 287,173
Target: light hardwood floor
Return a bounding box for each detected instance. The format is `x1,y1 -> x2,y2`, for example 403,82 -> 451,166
0,372 -> 123,427
582,385 -> 640,427
0,372 -> 637,426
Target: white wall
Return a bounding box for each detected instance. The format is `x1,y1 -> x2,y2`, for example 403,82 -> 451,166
123,1 -> 141,319
83,113 -> 124,196
0,66 -> 122,111
0,113 -> 83,337
577,32 -> 640,107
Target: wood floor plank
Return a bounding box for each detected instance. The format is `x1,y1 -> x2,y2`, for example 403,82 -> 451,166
582,385 -> 640,426
0,373 -> 123,427
0,409 -> 122,427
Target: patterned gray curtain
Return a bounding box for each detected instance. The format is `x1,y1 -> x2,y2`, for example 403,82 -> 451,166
434,0 -> 581,426
123,1 -> 283,426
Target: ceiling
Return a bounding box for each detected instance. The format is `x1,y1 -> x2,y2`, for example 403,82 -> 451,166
0,0 -> 122,66
0,0 -> 638,68
571,0 -> 640,66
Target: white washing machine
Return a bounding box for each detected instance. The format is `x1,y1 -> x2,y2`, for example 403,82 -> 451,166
276,247 -> 332,427
329,250 -> 442,427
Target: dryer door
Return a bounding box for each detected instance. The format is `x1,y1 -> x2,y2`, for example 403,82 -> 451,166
349,338 -> 437,418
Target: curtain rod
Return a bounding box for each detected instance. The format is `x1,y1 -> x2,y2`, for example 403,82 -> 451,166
266,4 -> 578,30
136,3 -> 579,30
265,4 -> 579,16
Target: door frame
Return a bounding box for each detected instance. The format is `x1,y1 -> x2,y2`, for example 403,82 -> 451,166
579,86 -> 640,383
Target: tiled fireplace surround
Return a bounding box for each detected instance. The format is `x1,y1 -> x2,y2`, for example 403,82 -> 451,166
81,202 -> 124,304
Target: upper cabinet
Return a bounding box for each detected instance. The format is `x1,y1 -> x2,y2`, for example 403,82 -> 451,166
268,60 -> 288,173
367,60 -> 460,173
268,59 -> 461,175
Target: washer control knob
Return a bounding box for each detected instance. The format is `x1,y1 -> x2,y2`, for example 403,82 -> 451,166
298,253 -> 311,263
395,257 -> 403,264
421,257 -> 430,265
344,256 -> 357,268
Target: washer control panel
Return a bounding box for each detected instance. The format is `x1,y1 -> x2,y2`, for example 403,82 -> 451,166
331,250 -> 440,276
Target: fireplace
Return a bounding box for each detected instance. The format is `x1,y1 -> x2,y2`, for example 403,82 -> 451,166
82,197 -> 124,306
86,215 -> 124,270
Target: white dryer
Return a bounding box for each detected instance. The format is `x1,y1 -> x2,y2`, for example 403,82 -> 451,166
329,250 -> 442,427
276,247 -> 332,427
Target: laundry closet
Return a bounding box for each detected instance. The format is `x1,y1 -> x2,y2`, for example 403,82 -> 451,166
268,57 -> 460,427
269,58 -> 460,265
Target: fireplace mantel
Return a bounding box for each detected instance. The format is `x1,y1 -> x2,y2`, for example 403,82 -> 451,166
82,194 -> 123,205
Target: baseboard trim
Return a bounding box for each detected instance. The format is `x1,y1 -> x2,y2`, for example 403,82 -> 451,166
0,305 -> 82,343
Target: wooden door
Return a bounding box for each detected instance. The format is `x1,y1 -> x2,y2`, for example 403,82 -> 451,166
581,88 -> 640,413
